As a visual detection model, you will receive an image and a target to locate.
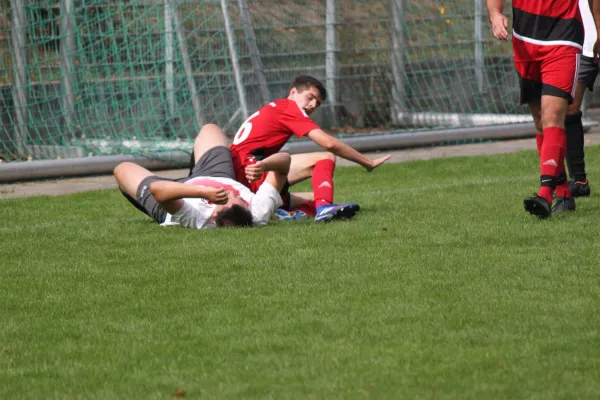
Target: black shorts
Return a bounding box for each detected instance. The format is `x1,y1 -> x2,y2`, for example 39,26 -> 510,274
519,77 -> 574,105
126,146 -> 235,223
577,55 -> 599,92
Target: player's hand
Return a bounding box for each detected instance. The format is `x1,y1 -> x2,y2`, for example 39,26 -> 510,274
489,12 -> 508,40
594,38 -> 600,63
205,187 -> 228,204
365,154 -> 391,172
245,160 -> 265,182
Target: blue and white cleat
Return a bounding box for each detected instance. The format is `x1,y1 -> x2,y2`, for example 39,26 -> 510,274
314,203 -> 360,223
274,208 -> 309,221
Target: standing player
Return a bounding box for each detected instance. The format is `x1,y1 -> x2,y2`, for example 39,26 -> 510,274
564,0 -> 598,198
229,75 -> 391,222
487,0 -> 600,218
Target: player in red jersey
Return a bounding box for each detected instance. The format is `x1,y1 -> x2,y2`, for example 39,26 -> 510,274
488,0 -> 600,218
228,75 -> 391,222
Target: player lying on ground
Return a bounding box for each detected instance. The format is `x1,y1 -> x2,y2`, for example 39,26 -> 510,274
226,75 -> 391,223
488,0 -> 600,218
113,124 -> 289,229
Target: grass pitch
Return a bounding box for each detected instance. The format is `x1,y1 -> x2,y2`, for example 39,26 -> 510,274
2,147 -> 600,399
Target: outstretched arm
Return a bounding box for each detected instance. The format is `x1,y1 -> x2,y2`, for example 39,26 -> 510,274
306,128 -> 390,172
150,181 -> 228,214
487,0 -> 508,40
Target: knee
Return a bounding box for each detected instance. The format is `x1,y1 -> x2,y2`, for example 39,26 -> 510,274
541,109 -> 564,129
198,123 -> 223,138
113,162 -> 134,177
322,152 -> 336,163
199,123 -> 220,134
567,103 -> 580,116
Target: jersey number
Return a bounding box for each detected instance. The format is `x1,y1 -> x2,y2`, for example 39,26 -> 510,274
232,111 -> 260,145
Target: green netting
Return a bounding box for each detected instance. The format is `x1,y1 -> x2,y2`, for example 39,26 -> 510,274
1,0 -> 523,162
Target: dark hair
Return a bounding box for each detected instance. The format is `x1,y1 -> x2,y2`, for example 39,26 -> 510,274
292,75 -> 327,102
215,204 -> 253,228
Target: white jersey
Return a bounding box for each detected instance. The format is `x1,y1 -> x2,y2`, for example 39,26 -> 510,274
160,176 -> 282,229
580,0 -> 597,57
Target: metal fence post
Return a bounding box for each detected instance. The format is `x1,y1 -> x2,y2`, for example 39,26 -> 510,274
237,0 -> 270,105
10,0 -> 28,156
165,0 -> 176,120
474,0 -> 484,93
326,0 -> 338,127
60,0 -> 76,137
221,0 -> 249,120
390,0 -> 405,125
172,0 -> 205,128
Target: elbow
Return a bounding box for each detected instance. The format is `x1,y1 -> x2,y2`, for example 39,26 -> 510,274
321,139 -> 337,152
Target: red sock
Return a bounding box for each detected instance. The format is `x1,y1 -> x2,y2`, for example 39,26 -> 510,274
536,132 -> 543,156
537,127 -> 566,204
312,159 -> 335,208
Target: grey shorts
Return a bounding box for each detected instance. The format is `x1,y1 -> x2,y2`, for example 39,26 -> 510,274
578,55 -> 599,91
185,145 -> 235,181
130,146 -> 235,223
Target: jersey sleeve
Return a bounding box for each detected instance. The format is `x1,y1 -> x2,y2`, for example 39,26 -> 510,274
166,199 -> 216,229
250,181 -> 283,226
279,102 -> 320,138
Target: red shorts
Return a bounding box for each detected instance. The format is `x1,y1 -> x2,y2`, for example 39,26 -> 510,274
513,39 -> 580,104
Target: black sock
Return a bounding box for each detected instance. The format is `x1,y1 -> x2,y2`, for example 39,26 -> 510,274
565,111 -> 587,182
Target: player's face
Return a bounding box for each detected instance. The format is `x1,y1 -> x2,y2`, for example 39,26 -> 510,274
289,86 -> 322,115
224,191 -> 246,209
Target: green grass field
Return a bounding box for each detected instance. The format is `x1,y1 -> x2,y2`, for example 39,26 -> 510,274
2,147 -> 600,399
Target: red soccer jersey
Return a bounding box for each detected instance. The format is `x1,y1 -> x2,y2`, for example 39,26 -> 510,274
512,0 -> 583,55
229,98 -> 320,189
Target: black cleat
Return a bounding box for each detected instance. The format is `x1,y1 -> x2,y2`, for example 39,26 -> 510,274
314,203 -> 361,223
523,195 -> 552,219
552,196 -> 576,213
568,180 -> 591,197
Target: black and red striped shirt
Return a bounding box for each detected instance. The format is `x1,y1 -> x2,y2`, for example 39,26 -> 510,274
513,0 -> 583,49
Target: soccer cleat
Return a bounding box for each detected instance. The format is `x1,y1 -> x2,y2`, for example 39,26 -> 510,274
568,179 -> 591,197
314,203 -> 360,223
552,196 -> 576,213
291,210 -> 308,221
523,195 -> 552,219
273,208 -> 308,222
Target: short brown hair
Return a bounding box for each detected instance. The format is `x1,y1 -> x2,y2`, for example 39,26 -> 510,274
292,75 -> 327,102
215,204 -> 253,228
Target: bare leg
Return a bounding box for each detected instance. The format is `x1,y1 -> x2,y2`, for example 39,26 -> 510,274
529,102 -> 543,134
287,152 -> 335,185
289,192 -> 314,209
540,95 -> 568,129
567,81 -> 587,115
113,162 -> 155,198
193,124 -> 229,164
